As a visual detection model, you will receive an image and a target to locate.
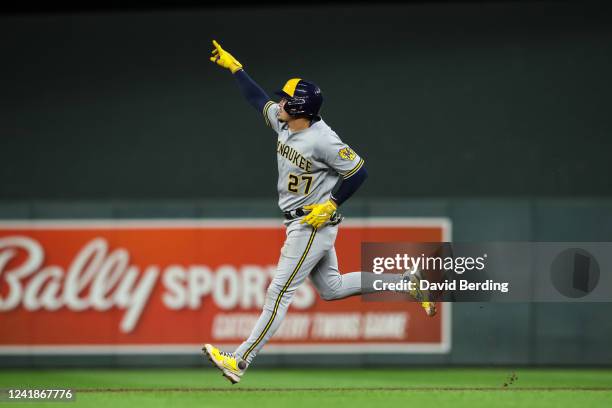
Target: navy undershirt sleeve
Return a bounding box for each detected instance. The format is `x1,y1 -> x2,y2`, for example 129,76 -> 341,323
233,69 -> 271,113
331,166 -> 368,206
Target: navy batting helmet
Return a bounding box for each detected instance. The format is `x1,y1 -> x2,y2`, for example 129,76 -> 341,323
275,78 -> 323,117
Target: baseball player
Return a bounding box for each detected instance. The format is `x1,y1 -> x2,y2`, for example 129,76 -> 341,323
203,40 -> 436,384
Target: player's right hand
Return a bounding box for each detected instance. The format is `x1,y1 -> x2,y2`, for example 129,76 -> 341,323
210,40 -> 243,74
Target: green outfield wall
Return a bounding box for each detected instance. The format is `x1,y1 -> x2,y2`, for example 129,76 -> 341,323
0,198 -> 611,367
1,2 -> 611,200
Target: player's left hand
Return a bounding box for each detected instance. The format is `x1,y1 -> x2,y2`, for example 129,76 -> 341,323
301,200 -> 338,229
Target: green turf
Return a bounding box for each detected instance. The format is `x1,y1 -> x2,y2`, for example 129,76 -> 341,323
0,368 -> 611,408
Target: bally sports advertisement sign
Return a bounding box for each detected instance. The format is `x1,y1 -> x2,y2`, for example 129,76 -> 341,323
0,218 -> 451,354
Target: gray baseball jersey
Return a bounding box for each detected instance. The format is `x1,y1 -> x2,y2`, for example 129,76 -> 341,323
262,101 -> 365,211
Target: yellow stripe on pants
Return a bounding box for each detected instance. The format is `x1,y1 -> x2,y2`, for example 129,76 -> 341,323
242,227 -> 317,360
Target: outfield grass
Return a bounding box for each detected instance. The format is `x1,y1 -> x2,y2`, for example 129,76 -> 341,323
0,368 -> 611,407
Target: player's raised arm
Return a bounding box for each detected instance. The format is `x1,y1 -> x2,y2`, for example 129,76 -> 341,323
209,40 -> 276,126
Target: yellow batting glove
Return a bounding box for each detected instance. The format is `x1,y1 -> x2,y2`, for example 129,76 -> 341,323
301,200 -> 338,229
210,40 -> 243,74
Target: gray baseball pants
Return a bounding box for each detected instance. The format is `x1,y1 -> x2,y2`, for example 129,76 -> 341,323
234,219 -> 400,364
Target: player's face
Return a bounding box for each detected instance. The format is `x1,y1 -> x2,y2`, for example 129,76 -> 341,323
278,98 -> 291,122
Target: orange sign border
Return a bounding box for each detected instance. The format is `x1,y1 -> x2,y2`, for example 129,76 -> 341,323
0,217 -> 452,355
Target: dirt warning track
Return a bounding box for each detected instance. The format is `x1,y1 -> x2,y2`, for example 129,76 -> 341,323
76,387 -> 612,393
